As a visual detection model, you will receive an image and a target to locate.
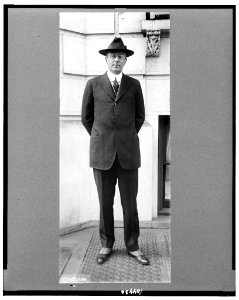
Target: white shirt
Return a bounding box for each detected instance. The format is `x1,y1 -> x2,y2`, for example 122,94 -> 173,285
107,71 -> 122,86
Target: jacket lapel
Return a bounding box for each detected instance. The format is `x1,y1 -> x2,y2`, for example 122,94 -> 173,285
99,72 -> 116,101
115,74 -> 131,102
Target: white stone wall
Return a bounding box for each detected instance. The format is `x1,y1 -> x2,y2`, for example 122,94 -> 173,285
59,12 -> 170,230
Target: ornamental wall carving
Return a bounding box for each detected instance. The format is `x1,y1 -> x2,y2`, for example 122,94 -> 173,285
146,30 -> 161,57
142,18 -> 170,57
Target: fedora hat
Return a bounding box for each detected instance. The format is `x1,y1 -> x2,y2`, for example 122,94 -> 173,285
99,37 -> 134,57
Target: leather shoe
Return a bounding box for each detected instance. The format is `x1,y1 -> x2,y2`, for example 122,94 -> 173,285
96,251 -> 112,265
128,252 -> 149,265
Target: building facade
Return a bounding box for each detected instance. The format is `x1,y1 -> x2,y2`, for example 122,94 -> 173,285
59,11 -> 170,232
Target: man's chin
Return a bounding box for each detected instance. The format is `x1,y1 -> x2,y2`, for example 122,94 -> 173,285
111,68 -> 121,74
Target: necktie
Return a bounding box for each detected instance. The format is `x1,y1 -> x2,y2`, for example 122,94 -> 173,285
113,78 -> 119,95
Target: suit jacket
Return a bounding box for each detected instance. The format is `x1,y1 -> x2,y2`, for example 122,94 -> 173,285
81,72 -> 145,170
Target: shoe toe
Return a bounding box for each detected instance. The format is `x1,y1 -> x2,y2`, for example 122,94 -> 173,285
137,255 -> 149,265
96,256 -> 105,264
96,252 -> 112,264
128,252 -> 149,265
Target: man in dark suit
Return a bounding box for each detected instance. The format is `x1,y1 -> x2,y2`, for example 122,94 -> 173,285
81,37 -> 149,265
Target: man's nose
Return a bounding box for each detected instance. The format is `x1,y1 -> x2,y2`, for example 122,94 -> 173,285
114,56 -> 120,61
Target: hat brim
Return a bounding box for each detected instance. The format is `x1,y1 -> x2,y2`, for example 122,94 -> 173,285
99,49 -> 134,57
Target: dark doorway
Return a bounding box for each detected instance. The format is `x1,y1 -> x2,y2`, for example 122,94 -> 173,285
158,115 -> 171,215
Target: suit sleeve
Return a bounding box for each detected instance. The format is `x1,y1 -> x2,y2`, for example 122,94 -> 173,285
135,81 -> 145,133
81,79 -> 94,135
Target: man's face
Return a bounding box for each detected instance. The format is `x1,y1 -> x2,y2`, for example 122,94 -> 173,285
105,52 -> 127,75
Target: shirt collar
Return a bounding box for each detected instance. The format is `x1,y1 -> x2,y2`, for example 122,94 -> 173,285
107,71 -> 123,83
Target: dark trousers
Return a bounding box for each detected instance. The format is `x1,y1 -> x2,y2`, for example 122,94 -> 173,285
93,155 -> 139,252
